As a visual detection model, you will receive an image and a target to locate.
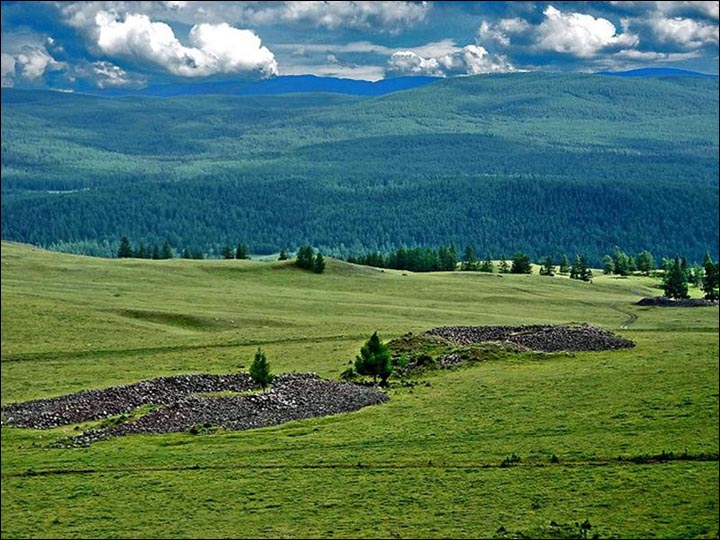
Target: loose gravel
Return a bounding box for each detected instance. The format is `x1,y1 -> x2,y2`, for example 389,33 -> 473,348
425,324 -> 634,352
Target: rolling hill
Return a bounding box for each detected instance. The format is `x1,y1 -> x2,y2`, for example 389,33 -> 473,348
1,72 -> 718,262
1,241 -> 718,538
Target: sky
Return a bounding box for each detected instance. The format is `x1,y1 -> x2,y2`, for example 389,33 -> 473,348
1,1 -> 718,90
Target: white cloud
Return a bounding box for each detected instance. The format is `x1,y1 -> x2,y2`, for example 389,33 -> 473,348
280,62 -> 386,81
650,15 -> 719,48
90,60 -> 147,87
387,45 -> 516,77
478,18 -> 530,47
1,52 -> 17,87
279,1 -> 429,32
7,46 -> 65,81
536,5 -> 638,57
612,48 -> 701,61
93,11 -> 277,77
610,1 -> 719,20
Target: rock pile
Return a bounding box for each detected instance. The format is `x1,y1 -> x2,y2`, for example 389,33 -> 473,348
66,373 -> 387,446
1,373 -> 258,429
425,324 -> 634,352
2,373 -> 388,446
636,296 -> 718,307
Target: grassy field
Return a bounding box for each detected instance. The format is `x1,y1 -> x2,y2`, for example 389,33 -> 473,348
1,241 -> 718,539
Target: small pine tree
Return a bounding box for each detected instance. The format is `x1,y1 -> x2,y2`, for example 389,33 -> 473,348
510,251 -> 532,274
636,250 -> 654,275
602,255 -> 615,275
462,245 -> 476,271
498,254 -> 510,274
702,252 -> 718,300
354,331 -> 392,386
221,245 -> 234,259
479,252 -> 494,273
181,248 -> 191,259
249,348 -> 273,389
236,242 -> 249,260
313,251 -> 326,274
278,249 -> 288,261
558,254 -> 571,274
296,245 -> 315,270
118,236 -> 133,258
539,256 -> 555,276
152,243 -> 160,260
135,241 -> 147,259
161,241 -> 173,259
663,258 -> 689,299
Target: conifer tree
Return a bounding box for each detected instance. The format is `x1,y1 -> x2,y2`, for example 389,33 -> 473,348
278,249 -> 288,261
118,236 -> 133,258
539,256 -> 555,276
479,252 -> 494,273
313,251 -> 326,274
161,241 -> 173,259
702,252 -> 719,300
559,254 -> 571,274
354,331 -> 392,386
664,258 -> 689,299
462,245 -> 476,271
249,348 -> 273,389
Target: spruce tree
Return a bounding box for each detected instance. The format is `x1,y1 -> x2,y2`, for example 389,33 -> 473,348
510,252 -> 532,274
161,241 -> 173,259
152,243 -> 160,260
539,256 -> 555,276
235,242 -> 249,260
462,245 -> 476,271
559,254 -> 571,274
296,245 -> 315,270
498,254 -> 510,274
118,236 -> 133,258
602,255 -> 615,275
249,348 -> 273,389
354,331 -> 392,386
479,252 -> 494,273
278,249 -> 288,261
221,245 -> 234,259
313,251 -> 326,274
636,251 -> 654,276
663,258 -> 689,299
702,252 -> 719,300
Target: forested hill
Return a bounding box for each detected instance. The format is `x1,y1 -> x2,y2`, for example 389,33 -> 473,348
1,72 -> 718,262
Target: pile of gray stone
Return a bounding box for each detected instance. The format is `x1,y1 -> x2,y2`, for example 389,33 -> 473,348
636,296 -> 718,307
425,324 -> 634,352
1,373 -> 257,429
66,373 -> 387,446
1,373 -> 388,446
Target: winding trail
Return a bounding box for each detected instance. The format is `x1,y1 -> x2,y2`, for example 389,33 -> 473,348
609,303 -> 638,329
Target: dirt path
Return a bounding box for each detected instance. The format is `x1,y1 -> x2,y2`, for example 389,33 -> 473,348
610,303 -> 638,329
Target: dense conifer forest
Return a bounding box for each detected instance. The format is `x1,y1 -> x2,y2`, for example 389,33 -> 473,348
2,73 -> 718,263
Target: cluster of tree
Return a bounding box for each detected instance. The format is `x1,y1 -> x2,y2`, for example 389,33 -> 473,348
117,236 -> 173,259
602,247 -> 655,276
220,242 -> 251,260
347,245 -> 458,272
296,245 -> 325,273
663,253 -> 719,300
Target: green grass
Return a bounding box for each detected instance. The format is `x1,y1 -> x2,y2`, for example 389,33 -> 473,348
1,241 -> 718,538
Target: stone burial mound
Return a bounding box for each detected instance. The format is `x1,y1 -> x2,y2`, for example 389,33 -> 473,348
424,324 -> 635,352
1,373 -> 388,446
636,296 -> 719,307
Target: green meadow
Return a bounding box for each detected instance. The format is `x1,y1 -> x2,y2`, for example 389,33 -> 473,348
1,241 -> 718,539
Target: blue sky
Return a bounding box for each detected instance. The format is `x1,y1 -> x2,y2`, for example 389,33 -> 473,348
1,1 -> 718,90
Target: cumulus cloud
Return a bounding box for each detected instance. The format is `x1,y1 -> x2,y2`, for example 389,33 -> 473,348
478,18 -> 530,47
610,1 -> 719,20
92,11 -> 277,77
1,44 -> 65,86
89,60 -> 147,87
649,15 -> 719,48
1,53 -> 17,87
271,1 -> 429,32
387,45 -> 515,77
536,5 -> 639,57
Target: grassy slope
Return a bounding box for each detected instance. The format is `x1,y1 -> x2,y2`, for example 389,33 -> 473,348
1,241 -> 718,539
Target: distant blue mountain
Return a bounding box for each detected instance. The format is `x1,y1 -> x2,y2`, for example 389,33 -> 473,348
87,74 -> 441,98
597,67 -> 718,78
